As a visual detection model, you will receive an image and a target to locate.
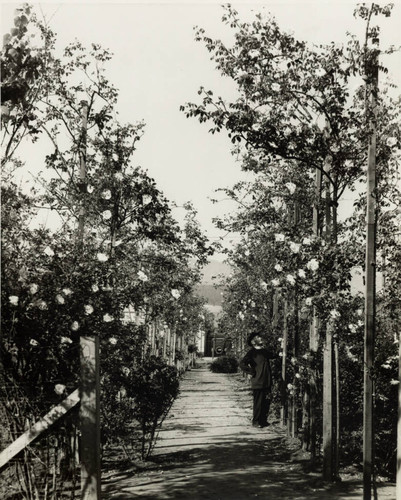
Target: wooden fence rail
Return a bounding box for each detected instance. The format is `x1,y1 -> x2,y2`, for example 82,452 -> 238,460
0,389 -> 80,470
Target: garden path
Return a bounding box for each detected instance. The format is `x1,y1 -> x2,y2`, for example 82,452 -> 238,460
102,358 -> 395,499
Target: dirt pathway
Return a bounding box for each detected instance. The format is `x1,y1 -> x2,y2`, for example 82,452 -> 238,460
102,359 -> 395,499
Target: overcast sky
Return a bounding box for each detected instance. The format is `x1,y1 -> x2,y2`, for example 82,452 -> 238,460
2,1 -> 401,255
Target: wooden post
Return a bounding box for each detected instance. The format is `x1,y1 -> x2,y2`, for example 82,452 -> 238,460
281,300 -> 288,427
309,166 -> 321,460
77,100 -> 101,499
171,329 -> 177,365
323,321 -> 333,481
80,336 -> 101,499
363,52 -> 378,500
272,291 -> 279,331
323,156 -> 334,482
397,336 -> 401,499
77,101 -> 88,243
293,288 -> 300,438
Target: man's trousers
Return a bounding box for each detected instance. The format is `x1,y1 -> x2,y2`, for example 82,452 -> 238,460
252,388 -> 270,426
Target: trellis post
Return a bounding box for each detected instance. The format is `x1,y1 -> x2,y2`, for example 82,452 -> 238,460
363,50 -> 378,500
77,100 -> 101,499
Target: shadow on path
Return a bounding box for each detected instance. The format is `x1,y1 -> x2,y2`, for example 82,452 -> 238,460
102,361 -> 395,499
103,436 -> 366,499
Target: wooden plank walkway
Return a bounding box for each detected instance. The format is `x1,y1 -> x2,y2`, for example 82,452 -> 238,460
102,359 -> 395,499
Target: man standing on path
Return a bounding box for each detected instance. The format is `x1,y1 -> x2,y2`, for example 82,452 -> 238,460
239,332 -> 275,428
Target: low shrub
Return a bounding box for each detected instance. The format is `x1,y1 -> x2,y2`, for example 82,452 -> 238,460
209,355 -> 238,373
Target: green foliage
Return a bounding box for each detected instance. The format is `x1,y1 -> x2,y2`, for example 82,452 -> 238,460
102,354 -> 179,460
209,355 -> 238,374
1,5 -> 212,494
185,2 -> 401,482
128,356 -> 179,458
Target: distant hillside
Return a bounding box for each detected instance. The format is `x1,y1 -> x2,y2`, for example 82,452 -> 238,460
195,283 -> 224,306
196,260 -> 230,308
201,260 -> 231,285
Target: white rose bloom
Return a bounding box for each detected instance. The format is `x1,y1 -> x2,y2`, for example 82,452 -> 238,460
290,242 -> 301,253
112,153 -> 119,161
71,321 -> 80,331
38,300 -> 48,310
274,264 -> 282,272
60,336 -> 73,344
237,70 -> 248,79
114,172 -> 123,181
249,49 -> 260,58
56,294 -> 65,304
29,284 -> 38,294
30,339 -> 39,346
348,324 -> 357,333
97,253 -> 109,262
9,295 -> 19,306
44,246 -> 55,257
91,284 -> 99,292
102,210 -> 112,221
271,83 -> 281,92
302,237 -> 311,245
101,189 -> 112,200
260,281 -> 268,290
275,233 -> 285,242
171,289 -> 181,299
357,320 -> 364,327
54,384 -> 66,395
137,270 -> 149,282
103,313 -> 114,323
306,259 -> 319,271
298,269 -> 306,278
295,373 -> 301,379
62,288 -> 72,296
142,194 -> 152,205
109,337 -> 117,345
87,184 -> 94,194
387,137 -> 397,147
286,274 -> 296,285
244,249 -> 250,256
122,367 -> 130,376
252,123 -> 261,131
272,198 -> 284,211
271,279 -> 280,287
287,383 -> 294,390
330,309 -> 340,319
305,297 -> 313,306
84,304 -> 94,315
285,182 -> 296,194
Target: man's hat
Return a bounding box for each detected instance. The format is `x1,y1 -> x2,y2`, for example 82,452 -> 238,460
247,331 -> 262,346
